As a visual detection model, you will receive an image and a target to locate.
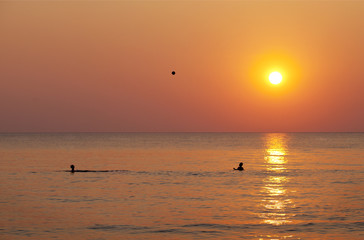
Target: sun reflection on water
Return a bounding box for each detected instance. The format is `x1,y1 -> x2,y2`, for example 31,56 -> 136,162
260,134 -> 294,226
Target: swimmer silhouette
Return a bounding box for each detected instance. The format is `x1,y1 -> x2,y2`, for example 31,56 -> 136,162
67,165 -> 122,173
234,162 -> 244,171
69,164 -> 91,172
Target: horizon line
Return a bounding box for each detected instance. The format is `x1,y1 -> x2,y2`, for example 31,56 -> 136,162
1,131 -> 363,134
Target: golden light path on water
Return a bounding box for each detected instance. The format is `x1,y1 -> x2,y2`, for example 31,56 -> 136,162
260,134 -> 295,226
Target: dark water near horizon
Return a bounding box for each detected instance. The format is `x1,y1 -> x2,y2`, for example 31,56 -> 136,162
0,133 -> 363,239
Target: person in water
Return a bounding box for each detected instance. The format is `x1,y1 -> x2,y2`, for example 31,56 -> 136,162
70,164 -> 75,173
234,162 -> 244,171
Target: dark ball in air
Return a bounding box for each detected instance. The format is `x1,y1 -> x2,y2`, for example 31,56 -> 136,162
171,71 -> 175,75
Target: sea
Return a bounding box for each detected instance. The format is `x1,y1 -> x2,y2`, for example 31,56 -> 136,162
0,133 -> 363,240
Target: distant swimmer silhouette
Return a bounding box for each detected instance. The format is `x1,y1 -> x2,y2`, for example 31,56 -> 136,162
234,162 -> 244,171
67,165 -> 127,173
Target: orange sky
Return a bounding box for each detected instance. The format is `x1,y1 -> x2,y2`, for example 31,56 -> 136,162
0,1 -> 363,132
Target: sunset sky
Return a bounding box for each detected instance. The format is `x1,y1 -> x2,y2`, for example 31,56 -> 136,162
1,1 -> 363,132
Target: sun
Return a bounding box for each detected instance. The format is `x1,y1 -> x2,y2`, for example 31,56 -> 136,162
269,72 -> 282,85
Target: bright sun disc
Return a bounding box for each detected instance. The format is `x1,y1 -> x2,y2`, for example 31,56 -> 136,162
269,72 -> 282,84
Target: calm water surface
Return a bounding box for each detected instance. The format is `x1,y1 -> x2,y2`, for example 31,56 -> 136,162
0,133 -> 363,239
